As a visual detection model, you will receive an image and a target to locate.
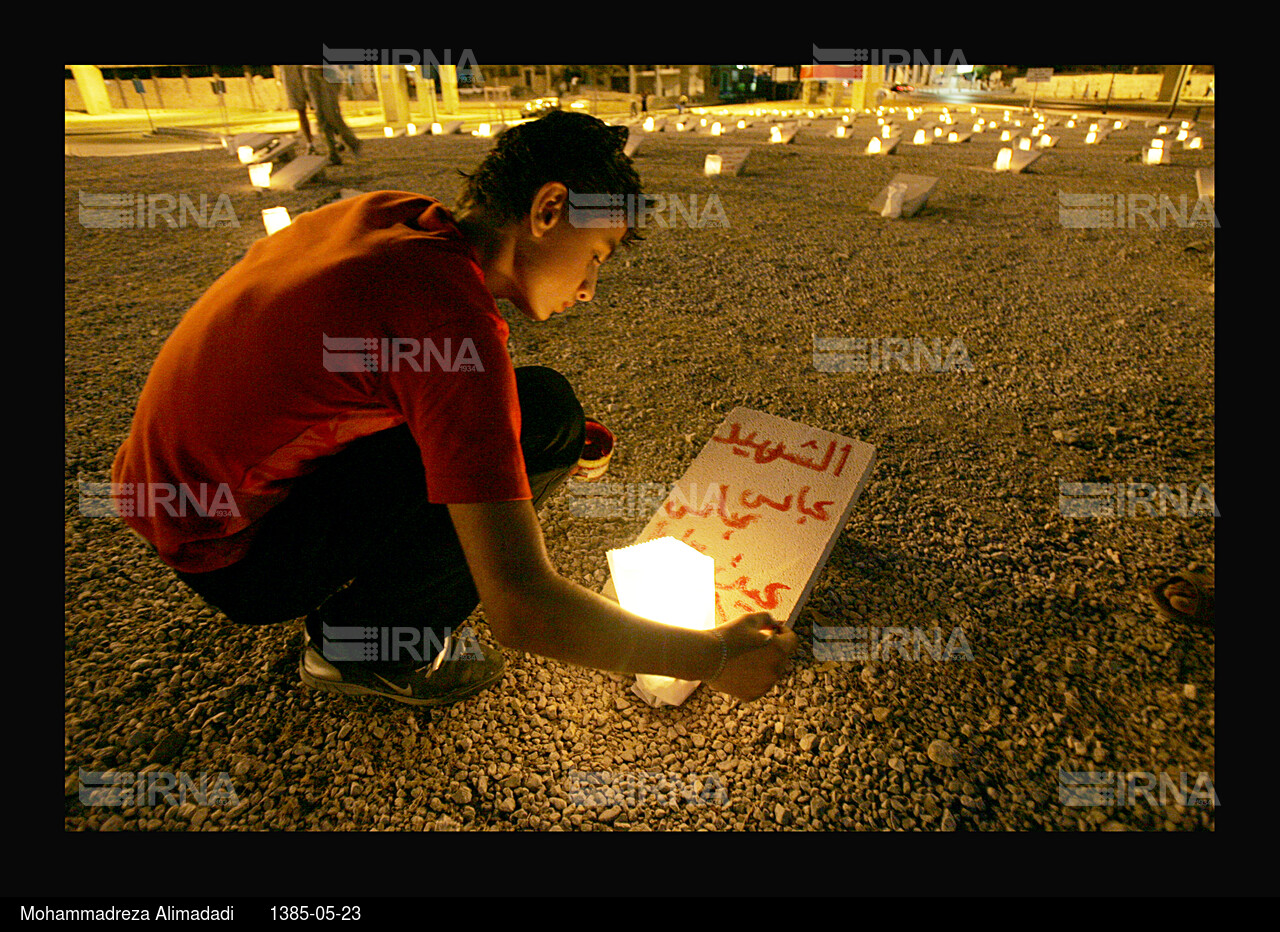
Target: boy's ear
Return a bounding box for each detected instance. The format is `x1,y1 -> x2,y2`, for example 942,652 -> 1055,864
530,181 -> 569,235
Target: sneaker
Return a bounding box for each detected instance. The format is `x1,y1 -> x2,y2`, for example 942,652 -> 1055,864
298,629 -> 505,707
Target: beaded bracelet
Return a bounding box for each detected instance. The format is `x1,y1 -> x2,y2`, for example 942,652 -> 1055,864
709,628 -> 728,681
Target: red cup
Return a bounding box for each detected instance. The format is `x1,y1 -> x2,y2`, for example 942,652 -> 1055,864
574,418 -> 615,481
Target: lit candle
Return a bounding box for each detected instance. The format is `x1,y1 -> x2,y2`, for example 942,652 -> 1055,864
607,538 -> 716,706
261,206 -> 291,235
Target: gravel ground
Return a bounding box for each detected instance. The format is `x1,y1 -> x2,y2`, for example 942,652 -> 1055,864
64,109 -> 1215,834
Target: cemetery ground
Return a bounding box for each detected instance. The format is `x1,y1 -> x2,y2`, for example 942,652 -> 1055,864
64,108 -> 1215,833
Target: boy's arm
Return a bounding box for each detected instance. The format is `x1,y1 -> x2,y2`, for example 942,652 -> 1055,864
446,499 -> 795,700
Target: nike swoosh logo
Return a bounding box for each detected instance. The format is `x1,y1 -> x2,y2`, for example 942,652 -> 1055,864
371,672 -> 413,697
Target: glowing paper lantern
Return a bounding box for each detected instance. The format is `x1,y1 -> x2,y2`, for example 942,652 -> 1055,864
771,125 -> 782,143
1185,135 -> 1203,149
1144,140 -> 1171,164
431,122 -> 443,134
383,126 -> 394,137
406,122 -> 416,135
1176,128 -> 1188,141
948,131 -> 959,143
913,129 -> 927,145
607,538 -> 716,707
261,207 -> 291,235
237,145 -> 255,164
867,136 -> 882,154
1018,137 -> 1032,150
1085,131 -> 1098,144
738,119 -> 747,129
711,122 -> 723,136
1037,134 -> 1056,148
881,125 -> 892,138
476,123 -> 492,137
248,162 -> 272,188
644,116 -> 655,132
704,153 -> 723,176
994,147 -> 1013,171
1000,129 -> 1012,141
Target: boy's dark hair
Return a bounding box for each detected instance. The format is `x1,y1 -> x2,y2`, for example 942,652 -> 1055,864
456,110 -> 649,245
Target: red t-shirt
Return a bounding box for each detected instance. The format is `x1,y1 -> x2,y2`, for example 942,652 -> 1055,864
111,191 -> 532,573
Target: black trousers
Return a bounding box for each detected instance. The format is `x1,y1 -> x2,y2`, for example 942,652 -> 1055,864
175,366 -> 585,663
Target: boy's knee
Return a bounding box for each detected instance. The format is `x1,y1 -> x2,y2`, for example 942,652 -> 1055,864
515,366 -> 586,467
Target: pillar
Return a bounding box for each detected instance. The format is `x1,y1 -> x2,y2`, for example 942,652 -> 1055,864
70,64 -> 112,115
377,65 -> 411,127
439,65 -> 460,113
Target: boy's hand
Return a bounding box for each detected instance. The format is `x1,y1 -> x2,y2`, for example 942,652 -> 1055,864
705,612 -> 797,702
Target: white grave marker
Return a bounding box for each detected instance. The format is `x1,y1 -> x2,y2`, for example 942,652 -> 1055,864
868,173 -> 938,219
1196,168 -> 1214,200
624,129 -> 643,158
1143,138 -> 1171,164
994,147 -> 1041,173
600,407 -> 876,707
770,123 -> 799,144
866,134 -> 901,155
267,152 -> 328,191
241,134 -> 299,165
705,147 -> 750,177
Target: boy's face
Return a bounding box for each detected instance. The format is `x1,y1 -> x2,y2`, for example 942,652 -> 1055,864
508,185 -> 628,323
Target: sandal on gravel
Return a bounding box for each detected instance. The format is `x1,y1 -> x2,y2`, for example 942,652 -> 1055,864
1148,571 -> 1214,626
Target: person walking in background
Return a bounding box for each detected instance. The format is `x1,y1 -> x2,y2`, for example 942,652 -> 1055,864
303,64 -> 362,165
279,65 -> 316,154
